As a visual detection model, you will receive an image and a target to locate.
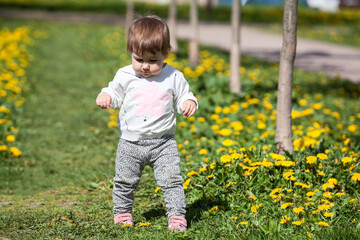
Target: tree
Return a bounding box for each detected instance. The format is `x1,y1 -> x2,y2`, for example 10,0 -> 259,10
168,0 -> 178,53
125,0 -> 134,31
189,0 -> 199,67
230,0 -> 242,94
275,0 -> 298,154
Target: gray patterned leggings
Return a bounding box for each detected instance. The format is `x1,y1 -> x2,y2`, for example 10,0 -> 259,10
112,137 -> 186,219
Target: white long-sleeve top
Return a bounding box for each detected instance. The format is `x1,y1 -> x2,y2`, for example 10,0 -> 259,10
100,64 -> 198,141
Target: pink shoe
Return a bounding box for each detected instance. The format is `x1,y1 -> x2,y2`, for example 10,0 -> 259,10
168,215 -> 187,231
114,213 -> 133,225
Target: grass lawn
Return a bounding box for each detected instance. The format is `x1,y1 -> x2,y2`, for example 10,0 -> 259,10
0,18 -> 359,239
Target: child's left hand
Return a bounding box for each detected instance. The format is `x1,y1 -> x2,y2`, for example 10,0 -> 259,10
182,100 -> 197,117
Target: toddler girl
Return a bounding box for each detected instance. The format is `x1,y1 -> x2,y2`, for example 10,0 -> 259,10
96,15 -> 198,231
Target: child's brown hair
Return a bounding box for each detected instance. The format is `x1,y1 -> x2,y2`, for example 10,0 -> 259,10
127,15 -> 171,56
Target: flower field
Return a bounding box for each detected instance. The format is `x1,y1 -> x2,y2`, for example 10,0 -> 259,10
0,19 -> 359,239
102,31 -> 360,237
0,27 -> 32,160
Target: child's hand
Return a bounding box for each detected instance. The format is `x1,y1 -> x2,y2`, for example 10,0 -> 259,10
182,100 -> 197,117
96,93 -> 111,109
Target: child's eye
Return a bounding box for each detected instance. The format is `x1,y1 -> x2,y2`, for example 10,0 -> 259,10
150,60 -> 159,63
135,58 -> 143,62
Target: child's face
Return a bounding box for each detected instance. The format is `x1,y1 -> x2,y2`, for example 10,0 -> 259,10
131,51 -> 167,78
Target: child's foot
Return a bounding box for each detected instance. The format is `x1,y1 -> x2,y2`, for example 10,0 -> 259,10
114,213 -> 133,225
168,215 -> 187,231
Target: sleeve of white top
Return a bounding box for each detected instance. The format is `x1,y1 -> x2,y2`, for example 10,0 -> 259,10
174,71 -> 198,114
99,70 -> 125,109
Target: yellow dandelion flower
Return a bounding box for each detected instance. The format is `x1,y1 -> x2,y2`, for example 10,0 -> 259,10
331,112 -> 341,120
220,154 -> 232,163
10,147 -> 21,157
317,153 -> 328,160
348,124 -> 358,133
187,171 -> 198,177
269,153 -> 285,160
351,173 -> 360,181
199,149 -> 208,155
178,122 -> 187,127
198,117 -> 206,122
241,102 -> 249,109
184,178 -> 190,187
292,218 -> 305,226
270,188 -> 282,196
0,106 -> 10,114
154,186 -> 161,193
214,107 -> 222,114
293,207 -> 304,214
315,222 -> 329,227
6,135 -> 15,142
323,212 -> 334,218
257,121 -> 266,129
212,125 -> 220,131
226,182 -> 237,187
218,128 -> 232,136
107,120 -> 117,128
328,178 -> 337,185
230,121 -> 243,131
222,139 -> 234,146
139,222 -> 151,227
318,204 -> 331,211
306,191 -> 316,197
239,221 -> 248,226
306,156 -> 317,164
199,167 -> 207,173
312,103 -> 323,110
322,182 -> 334,190
251,205 -> 257,213
206,174 -> 214,179
275,160 -> 295,167
342,157 -> 352,165
0,145 -> 8,151
281,203 -> 293,209
299,99 -> 307,106
280,215 -> 291,224
209,206 -> 219,212
283,171 -> 294,180
323,192 -> 334,198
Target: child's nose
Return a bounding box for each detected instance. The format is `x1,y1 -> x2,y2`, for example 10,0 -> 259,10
142,62 -> 150,69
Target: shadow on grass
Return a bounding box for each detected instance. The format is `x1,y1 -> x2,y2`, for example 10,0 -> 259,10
186,197 -> 230,228
142,205 -> 167,221
139,192 -> 230,228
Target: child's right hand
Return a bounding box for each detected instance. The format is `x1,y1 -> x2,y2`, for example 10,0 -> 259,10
96,93 -> 111,109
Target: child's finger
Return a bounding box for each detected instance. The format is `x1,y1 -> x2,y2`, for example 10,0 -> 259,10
182,104 -> 190,117
187,106 -> 196,117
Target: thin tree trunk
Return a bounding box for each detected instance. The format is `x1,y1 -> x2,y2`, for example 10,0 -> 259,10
275,0 -> 298,154
230,0 -> 242,94
189,0 -> 199,67
206,0 -> 213,13
168,0 -> 178,53
126,0 -> 134,31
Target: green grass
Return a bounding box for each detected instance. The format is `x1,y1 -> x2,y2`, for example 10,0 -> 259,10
0,19 -> 123,194
0,18 -> 359,239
